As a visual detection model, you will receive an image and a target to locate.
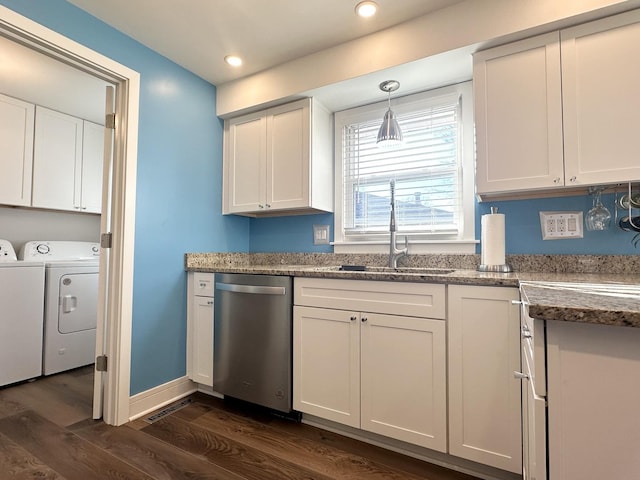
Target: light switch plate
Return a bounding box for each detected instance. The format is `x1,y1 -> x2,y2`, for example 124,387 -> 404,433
313,224 -> 330,245
540,211 -> 583,240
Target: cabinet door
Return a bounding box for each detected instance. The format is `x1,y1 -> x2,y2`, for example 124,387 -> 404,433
360,313 -> 447,452
189,295 -> 214,387
448,285 -> 522,473
32,107 -> 83,211
547,322 -> 640,480
80,121 -> 104,213
266,99 -> 310,210
293,305 -> 360,427
0,94 -> 34,207
224,113 -> 266,213
474,33 -> 564,194
562,10 -> 640,185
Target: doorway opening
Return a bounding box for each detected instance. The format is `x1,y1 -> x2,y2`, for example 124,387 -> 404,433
0,5 -> 140,425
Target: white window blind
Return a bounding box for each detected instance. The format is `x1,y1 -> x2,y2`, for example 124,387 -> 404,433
341,92 -> 462,240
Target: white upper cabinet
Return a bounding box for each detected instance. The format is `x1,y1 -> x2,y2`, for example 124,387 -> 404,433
223,97 -> 333,216
561,10 -> 640,186
0,94 -> 35,207
475,9 -> 640,197
32,107 -> 103,213
80,120 -> 105,214
32,106 -> 84,211
474,33 -> 563,195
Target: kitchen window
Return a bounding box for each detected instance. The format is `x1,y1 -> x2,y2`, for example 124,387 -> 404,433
333,82 -> 476,254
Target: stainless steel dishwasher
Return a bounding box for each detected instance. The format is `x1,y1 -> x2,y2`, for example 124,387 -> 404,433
213,273 -> 293,413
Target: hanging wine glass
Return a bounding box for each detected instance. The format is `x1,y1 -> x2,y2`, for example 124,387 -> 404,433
585,186 -> 611,231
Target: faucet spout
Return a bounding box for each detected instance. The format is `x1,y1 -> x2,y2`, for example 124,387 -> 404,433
389,180 -> 408,268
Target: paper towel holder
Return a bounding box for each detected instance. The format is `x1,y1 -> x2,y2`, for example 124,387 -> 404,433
478,206 -> 513,273
478,263 -> 513,273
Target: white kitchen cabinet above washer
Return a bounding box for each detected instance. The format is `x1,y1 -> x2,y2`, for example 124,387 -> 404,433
222,97 -> 333,216
0,93 -> 35,207
32,106 -> 104,214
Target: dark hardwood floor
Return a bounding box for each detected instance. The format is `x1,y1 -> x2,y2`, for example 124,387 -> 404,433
0,368 -> 480,480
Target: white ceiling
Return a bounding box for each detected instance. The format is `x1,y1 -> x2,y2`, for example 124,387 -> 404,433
0,34 -> 110,123
67,0 -> 466,87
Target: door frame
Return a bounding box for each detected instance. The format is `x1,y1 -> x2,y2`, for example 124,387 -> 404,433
0,5 -> 139,426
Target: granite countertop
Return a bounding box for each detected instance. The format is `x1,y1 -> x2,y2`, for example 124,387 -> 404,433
185,252 -> 640,328
519,279 -> 640,328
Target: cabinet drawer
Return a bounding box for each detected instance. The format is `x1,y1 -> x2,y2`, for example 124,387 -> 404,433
193,272 -> 215,297
294,277 -> 445,319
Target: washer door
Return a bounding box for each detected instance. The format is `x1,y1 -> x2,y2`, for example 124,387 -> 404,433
58,272 -> 98,333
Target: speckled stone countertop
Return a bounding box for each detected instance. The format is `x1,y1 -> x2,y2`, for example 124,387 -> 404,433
519,280 -> 640,328
185,252 -> 640,327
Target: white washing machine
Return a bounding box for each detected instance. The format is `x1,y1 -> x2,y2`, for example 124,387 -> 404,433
20,241 -> 100,376
0,239 -> 45,386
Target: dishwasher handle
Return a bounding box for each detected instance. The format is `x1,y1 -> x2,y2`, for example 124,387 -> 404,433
215,282 -> 286,295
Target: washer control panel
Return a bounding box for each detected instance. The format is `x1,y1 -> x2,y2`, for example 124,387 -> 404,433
0,239 -> 17,262
20,241 -> 100,261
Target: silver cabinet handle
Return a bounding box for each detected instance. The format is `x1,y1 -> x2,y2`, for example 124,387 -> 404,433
569,176 -> 577,183
553,177 -> 561,184
207,300 -> 213,305
361,317 -> 368,322
511,300 -> 522,306
265,204 -> 271,208
350,316 -> 357,321
514,371 -> 530,380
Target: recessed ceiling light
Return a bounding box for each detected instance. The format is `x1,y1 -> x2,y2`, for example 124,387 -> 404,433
355,1 -> 378,18
224,55 -> 242,67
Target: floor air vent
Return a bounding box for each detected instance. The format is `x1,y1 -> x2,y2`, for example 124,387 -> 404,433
145,398 -> 192,423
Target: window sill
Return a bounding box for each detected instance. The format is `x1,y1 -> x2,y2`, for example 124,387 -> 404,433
333,239 -> 478,254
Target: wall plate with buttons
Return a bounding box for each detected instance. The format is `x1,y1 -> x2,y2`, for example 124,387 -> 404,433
539,211 -> 583,240
313,224 -> 330,245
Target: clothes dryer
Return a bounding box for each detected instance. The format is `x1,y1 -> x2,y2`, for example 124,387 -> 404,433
0,239 -> 45,386
20,241 -> 100,375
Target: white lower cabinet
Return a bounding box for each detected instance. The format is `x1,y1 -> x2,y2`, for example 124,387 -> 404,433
546,321 -> 640,480
293,278 -> 447,452
447,285 -> 522,474
360,312 -> 446,449
186,272 -> 214,387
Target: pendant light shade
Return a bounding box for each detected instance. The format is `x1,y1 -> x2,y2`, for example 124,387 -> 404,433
376,80 -> 403,147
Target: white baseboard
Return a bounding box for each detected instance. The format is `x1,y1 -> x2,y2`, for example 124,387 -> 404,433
128,375 -> 197,421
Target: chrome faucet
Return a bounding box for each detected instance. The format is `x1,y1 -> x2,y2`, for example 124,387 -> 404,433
389,180 -> 408,268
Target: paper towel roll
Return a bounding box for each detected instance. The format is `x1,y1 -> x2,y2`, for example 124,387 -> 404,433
481,212 -> 506,266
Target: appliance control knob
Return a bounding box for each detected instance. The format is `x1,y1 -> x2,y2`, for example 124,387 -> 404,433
92,245 -> 99,253
36,243 -> 50,255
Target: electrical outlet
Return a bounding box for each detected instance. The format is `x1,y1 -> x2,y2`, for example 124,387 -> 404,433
556,218 -> 566,233
540,211 -> 583,240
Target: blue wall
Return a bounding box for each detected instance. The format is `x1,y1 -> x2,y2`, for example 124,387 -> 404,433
477,193 -> 639,255
0,0 -> 250,394
250,192 -> 640,255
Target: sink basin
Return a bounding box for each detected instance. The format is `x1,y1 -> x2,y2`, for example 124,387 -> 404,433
339,265 -> 455,275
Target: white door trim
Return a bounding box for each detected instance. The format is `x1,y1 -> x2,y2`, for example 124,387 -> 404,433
0,5 -> 140,426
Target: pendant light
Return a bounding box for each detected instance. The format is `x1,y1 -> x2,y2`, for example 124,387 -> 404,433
376,80 -> 403,148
